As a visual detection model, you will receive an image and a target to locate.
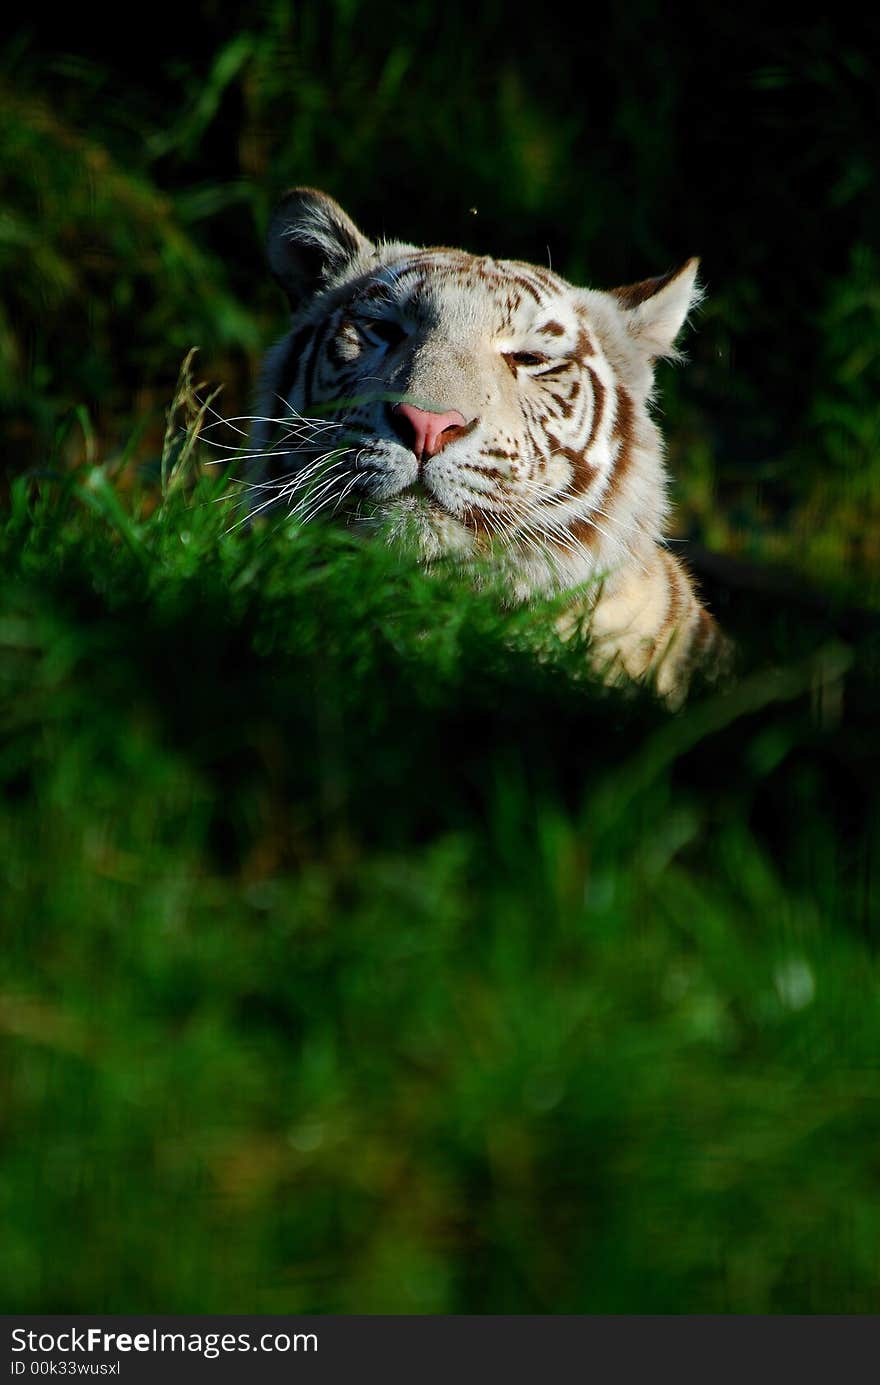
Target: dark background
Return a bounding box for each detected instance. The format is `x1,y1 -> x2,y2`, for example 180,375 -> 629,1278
5,2 -> 879,573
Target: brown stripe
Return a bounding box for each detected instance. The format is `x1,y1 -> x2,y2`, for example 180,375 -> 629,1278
545,431 -> 594,495
459,462 -> 504,481
584,368 -> 606,453
566,515 -> 600,547
405,248 -> 474,263
515,262 -> 564,294
459,505 -> 497,542
612,266 -> 681,311
544,367 -> 605,498
601,385 -> 637,510
549,390 -> 574,419
500,271 -> 543,302
654,550 -> 685,653
534,363 -> 571,380
572,328 -> 595,363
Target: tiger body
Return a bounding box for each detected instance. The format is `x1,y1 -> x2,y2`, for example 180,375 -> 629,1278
254,189 -> 727,702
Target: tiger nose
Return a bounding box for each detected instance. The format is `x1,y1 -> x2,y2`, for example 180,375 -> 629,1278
391,404 -> 468,460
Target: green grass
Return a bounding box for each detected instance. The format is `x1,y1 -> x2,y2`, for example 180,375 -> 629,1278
4,0 -> 879,1316
2,416 -> 879,1313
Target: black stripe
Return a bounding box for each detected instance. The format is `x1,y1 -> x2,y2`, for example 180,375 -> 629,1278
275,324 -> 313,407
303,314 -> 336,407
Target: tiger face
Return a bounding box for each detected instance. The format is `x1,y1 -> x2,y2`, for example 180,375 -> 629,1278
254,188 -> 702,602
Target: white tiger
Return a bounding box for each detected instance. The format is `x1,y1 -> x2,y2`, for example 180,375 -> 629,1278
252,188 -> 729,702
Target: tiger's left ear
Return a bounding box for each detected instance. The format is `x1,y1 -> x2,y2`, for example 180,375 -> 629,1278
611,258 -> 702,360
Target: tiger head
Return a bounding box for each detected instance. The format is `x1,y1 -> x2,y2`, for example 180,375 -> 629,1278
255,188 -> 701,598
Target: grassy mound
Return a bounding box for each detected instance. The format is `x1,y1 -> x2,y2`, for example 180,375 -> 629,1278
2,429 -> 879,1312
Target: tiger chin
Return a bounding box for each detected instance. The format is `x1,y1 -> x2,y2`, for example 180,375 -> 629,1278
251,187 -> 731,706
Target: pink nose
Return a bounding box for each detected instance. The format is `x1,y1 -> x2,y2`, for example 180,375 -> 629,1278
392,404 -> 467,460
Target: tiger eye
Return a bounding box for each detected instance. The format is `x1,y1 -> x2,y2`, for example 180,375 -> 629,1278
258,190 -> 725,705
508,351 -> 548,368
363,318 -> 407,347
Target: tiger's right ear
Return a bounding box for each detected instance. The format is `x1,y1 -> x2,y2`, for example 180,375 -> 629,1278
267,188 -> 374,309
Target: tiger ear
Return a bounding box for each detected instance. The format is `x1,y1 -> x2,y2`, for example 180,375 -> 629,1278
267,188 -> 374,309
611,258 -> 702,360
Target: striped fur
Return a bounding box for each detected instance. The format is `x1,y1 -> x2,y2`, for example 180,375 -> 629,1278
253,189 -> 730,704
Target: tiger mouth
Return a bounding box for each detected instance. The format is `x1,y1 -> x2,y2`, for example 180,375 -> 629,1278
368,466 -> 444,507
382,487 -> 445,519
393,478 -> 433,501
353,455 -> 486,531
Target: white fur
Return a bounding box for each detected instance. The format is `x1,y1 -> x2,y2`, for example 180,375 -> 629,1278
253,192 -> 725,700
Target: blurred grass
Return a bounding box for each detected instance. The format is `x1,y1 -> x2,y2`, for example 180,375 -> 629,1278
1,407 -> 879,1311
2,0 -> 880,1314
